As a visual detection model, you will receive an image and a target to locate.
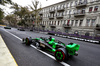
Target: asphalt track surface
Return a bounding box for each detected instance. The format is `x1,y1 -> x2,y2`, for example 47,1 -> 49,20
0,27 -> 100,66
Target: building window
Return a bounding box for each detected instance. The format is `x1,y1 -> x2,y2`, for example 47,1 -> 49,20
59,12 -> 63,16
57,5 -> 60,9
84,0 -> 87,3
47,21 -> 48,25
47,14 -> 48,17
69,3 -> 70,7
43,21 -> 44,24
54,21 -> 56,25
44,21 -> 45,25
55,6 -> 57,10
94,6 -> 98,12
79,0 -> 82,4
91,0 -> 98,2
86,19 -> 90,26
75,20 -> 78,26
58,21 -> 60,25
64,4 -> 66,8
52,21 -> 53,25
67,3 -> 69,7
72,10 -> 74,14
75,1 -> 77,6
49,21 -> 51,24
52,7 -> 55,10
61,4 -> 64,9
63,20 -> 66,24
89,7 -> 93,12
71,20 -> 74,26
61,20 -> 63,25
82,9 -> 85,14
63,11 -> 66,16
79,20 -> 83,26
70,2 -> 73,7
69,10 -> 71,14
65,11 -> 67,15
91,19 -> 96,26
45,21 -> 46,25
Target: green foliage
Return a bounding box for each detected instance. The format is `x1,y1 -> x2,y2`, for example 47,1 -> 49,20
0,0 -> 12,24
0,0 -> 12,5
29,0 -> 42,27
4,14 -> 17,27
0,8 -> 4,23
17,21 -> 23,26
11,3 -> 31,18
17,19 -> 26,26
10,3 -> 32,27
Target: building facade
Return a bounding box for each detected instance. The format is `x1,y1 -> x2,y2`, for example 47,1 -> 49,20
39,0 -> 100,37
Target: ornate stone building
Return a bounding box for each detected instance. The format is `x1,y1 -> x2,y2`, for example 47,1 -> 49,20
39,0 -> 100,36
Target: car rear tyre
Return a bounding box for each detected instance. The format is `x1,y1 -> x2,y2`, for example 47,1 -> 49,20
54,48 -> 68,62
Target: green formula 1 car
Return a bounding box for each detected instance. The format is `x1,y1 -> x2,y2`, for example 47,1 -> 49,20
22,36 -> 80,61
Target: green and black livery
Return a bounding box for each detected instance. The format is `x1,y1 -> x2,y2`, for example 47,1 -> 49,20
22,36 -> 80,62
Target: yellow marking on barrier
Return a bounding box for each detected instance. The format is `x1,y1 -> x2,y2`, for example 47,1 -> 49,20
0,35 -> 18,66
0,25 -> 6,27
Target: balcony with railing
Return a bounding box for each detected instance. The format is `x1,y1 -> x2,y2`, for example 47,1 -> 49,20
49,7 -> 55,13
76,1 -> 87,8
48,16 -> 54,19
95,27 -> 100,30
74,10 -> 85,17
63,24 -> 71,28
40,24 -> 45,27
39,12 -> 43,15
49,24 -> 56,28
57,7 -> 65,12
49,9 -> 55,13
95,24 -> 100,30
56,14 -> 63,19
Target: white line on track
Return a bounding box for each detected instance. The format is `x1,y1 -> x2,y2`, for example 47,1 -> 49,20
1,28 -> 70,66
1,28 -> 22,41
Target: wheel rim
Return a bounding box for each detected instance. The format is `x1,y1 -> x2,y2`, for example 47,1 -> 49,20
56,52 -> 63,60
26,38 -> 29,45
55,49 -> 65,61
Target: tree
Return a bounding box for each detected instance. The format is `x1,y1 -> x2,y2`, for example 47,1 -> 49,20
0,0 -> 12,24
10,2 -> 20,15
0,8 -> 4,24
0,0 -> 12,5
11,3 -> 32,27
29,0 -> 42,28
4,14 -> 17,27
17,6 -> 32,27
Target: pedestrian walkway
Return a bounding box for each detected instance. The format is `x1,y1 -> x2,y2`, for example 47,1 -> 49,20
0,35 -> 18,66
